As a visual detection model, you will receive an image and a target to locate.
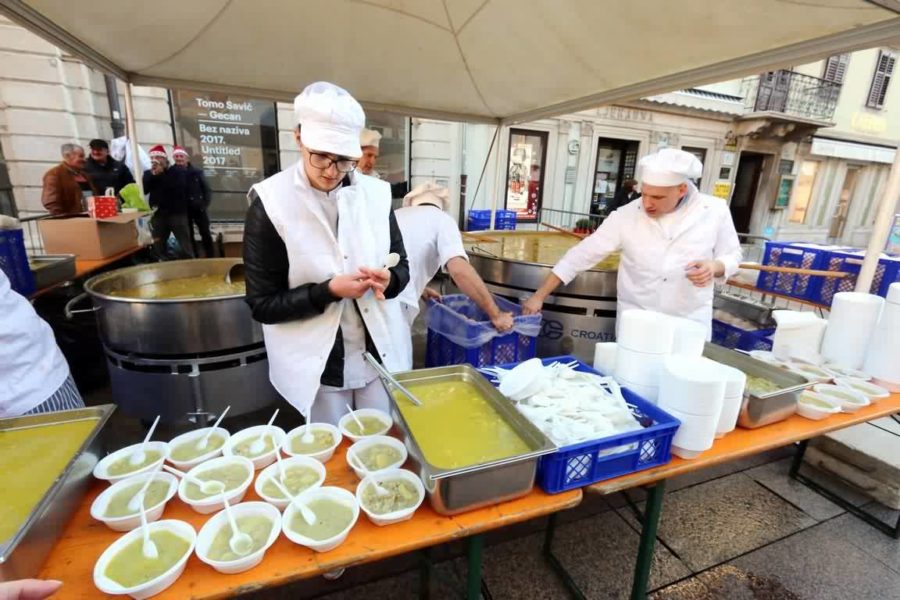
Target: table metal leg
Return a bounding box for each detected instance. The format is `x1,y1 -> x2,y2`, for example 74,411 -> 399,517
419,547 -> 433,600
789,439 -> 808,478
542,512 -> 587,600
630,480 -> 666,600
466,534 -> 484,600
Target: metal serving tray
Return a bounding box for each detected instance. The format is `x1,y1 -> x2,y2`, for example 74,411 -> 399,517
713,291 -> 775,327
703,344 -> 808,428
0,405 -> 114,580
386,365 -> 556,515
28,254 -> 76,290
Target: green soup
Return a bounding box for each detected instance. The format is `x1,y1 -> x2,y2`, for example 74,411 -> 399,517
289,499 -> 354,541
361,479 -> 419,515
170,435 -> 225,462
104,480 -> 171,518
356,444 -> 403,471
232,435 -> 275,458
104,530 -> 190,588
107,450 -> 163,477
207,515 -> 273,562
345,416 -> 386,437
185,465 -> 248,501
290,430 -> 334,454
261,466 -> 320,499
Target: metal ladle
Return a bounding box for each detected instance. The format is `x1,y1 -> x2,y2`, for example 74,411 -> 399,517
224,263 -> 245,285
364,352 -> 422,407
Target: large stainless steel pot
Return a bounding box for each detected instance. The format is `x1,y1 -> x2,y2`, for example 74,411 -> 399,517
74,259 -> 262,355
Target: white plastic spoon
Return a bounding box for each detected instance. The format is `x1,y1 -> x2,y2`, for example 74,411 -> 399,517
347,451 -> 390,497
127,463 -> 163,512
274,446 -> 287,483
138,502 -> 158,560
221,493 -> 253,557
268,475 -> 317,526
345,404 -> 365,434
299,421 -> 316,446
129,415 -> 160,466
248,409 -> 279,456
162,464 -> 225,496
383,252 -> 400,270
196,406 -> 230,451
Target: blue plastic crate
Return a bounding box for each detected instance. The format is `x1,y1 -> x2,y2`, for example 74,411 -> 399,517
757,241 -> 833,300
483,356 -> 680,494
0,228 -> 35,296
711,319 -> 774,351
813,249 -> 900,306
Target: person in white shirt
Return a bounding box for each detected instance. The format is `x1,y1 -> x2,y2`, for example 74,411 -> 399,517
395,182 -> 514,332
523,148 -> 742,337
0,270 -> 84,417
357,128 -> 381,177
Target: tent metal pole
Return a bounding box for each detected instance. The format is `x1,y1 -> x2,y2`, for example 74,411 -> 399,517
855,149 -> 900,293
123,81 -> 144,196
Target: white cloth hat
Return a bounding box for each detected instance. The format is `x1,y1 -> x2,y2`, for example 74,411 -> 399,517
294,81 -> 365,158
360,128 -> 382,148
403,182 -> 450,211
638,148 -> 703,186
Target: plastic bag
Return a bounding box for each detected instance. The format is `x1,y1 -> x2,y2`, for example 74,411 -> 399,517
425,294 -> 541,349
119,183 -> 150,211
110,137 -> 151,177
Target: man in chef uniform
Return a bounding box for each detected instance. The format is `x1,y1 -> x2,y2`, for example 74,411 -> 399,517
395,182 -> 514,333
242,82 -> 411,425
523,148 -> 742,336
357,127 -> 409,198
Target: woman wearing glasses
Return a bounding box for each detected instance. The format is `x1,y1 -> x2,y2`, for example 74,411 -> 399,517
242,82 -> 411,425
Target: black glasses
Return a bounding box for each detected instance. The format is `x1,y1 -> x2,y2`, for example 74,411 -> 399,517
307,151 -> 357,173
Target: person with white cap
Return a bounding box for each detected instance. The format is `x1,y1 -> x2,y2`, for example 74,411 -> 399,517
242,82 -> 411,425
395,182 -> 514,334
357,128 -> 382,176
523,148 -> 742,336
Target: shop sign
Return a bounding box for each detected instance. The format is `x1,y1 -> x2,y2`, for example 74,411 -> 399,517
774,175 -> 794,209
811,137 -> 895,164
851,112 -> 888,135
596,107 -> 654,123
712,181 -> 731,200
887,214 -> 900,255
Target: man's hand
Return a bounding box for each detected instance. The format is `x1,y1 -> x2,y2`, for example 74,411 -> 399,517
684,260 -> 718,287
359,266 -> 391,300
328,271 -> 371,299
0,579 -> 62,600
521,295 -> 544,315
490,311 -> 515,333
421,287 -> 442,302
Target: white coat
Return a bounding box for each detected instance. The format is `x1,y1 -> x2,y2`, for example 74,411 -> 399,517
251,161 -> 411,417
552,185 -> 742,337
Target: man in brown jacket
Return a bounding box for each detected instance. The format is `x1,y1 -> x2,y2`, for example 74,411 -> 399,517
41,143 -> 98,215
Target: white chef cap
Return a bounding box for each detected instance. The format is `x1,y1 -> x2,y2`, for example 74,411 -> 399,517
638,148 -> 703,187
403,182 -> 450,211
360,128 -> 382,149
293,81 -> 365,159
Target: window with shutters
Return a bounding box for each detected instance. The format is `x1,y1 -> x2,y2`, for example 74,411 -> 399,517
866,50 -> 896,110
822,54 -> 849,84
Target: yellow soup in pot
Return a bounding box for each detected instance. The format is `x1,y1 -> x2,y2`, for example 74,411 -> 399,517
104,530 -> 191,587
108,275 -> 245,300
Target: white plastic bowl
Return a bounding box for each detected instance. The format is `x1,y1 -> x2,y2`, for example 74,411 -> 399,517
177,455 -> 255,514
788,363 -> 834,383
834,377 -> 890,402
282,423 -> 342,463
812,383 -> 870,413
90,472 -> 179,532
748,350 -> 784,366
796,391 -> 842,420
825,364 -> 871,381
338,409 -> 392,443
345,435 -> 408,480
93,519 -> 196,599
497,357 -> 546,401
254,455 -> 327,510
166,427 -> 231,470
282,486 -> 359,553
223,425 -> 287,470
195,501 -> 282,574
356,468 -> 425,526
93,441 -> 171,484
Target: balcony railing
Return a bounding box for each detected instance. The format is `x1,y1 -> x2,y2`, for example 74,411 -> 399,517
741,70 -> 840,121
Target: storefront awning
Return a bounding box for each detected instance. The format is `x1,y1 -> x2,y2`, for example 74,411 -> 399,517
1,0 -> 899,124
811,136 -> 897,164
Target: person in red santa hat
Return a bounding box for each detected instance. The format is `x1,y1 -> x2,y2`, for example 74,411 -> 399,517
172,145 -> 214,257
143,144 -> 194,259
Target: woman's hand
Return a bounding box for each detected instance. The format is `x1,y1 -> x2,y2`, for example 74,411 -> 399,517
359,266 -> 391,300
328,271 -> 372,299
0,579 -> 62,600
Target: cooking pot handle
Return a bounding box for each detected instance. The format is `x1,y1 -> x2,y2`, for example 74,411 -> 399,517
64,292 -> 99,319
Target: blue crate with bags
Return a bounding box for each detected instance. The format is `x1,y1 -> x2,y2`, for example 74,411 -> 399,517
0,228 -> 35,296
756,241 -> 836,300
482,356 -> 680,494
425,294 -> 539,368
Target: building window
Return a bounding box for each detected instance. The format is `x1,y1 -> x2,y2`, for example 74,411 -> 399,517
590,138 -> 639,215
504,129 -> 548,221
866,50 -> 896,110
822,54 -> 849,84
682,146 -> 707,189
789,160 -> 819,224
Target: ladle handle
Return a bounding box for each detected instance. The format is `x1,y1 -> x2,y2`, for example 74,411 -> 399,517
363,352 -> 421,406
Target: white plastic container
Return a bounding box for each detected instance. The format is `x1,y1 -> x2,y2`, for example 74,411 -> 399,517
863,289 -> 900,388
834,378 -> 890,402
715,364 -> 747,438
93,441 -> 171,484
90,472 -> 179,532
93,519 -> 196,599
658,355 -> 727,417
617,309 -> 676,354
812,384 -> 870,413
825,364 -> 871,381
771,310 -> 827,362
166,427 -> 231,471
616,377 -> 659,404
665,406 -> 718,459
338,409 -> 393,443
195,502 -> 282,574
497,358 -> 547,401
254,455 -> 326,510
345,435 -> 408,480
593,342 -> 618,375
671,317 -> 708,357
282,486 -> 359,553
282,423 -> 342,463
613,346 -> 666,387
223,425 -> 287,470
356,468 -> 425,526
177,456 -> 255,514
796,391 -> 842,420
821,292 -> 884,370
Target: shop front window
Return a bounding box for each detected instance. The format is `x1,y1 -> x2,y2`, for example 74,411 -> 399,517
591,138 -> 639,216
789,160 -> 819,224
682,146 -> 707,189
504,129 -> 547,221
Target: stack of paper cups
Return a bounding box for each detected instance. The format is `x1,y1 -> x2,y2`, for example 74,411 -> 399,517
715,364 -> 747,438
863,283 -> 900,390
671,317 -> 708,357
614,310 -> 676,405
659,356 -> 727,459
821,292 -> 884,370
593,342 -> 618,375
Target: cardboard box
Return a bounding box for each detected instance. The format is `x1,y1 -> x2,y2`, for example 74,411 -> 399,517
38,213 -> 144,259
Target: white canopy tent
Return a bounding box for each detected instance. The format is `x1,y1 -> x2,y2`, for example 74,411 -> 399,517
1,0 -> 898,290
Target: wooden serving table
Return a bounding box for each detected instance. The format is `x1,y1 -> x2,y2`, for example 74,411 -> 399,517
39,443 -> 581,599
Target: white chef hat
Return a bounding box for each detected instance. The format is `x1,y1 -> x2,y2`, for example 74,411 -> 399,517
360,128 -> 382,149
293,81 -> 365,159
638,148 -> 703,187
403,182 -> 450,211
